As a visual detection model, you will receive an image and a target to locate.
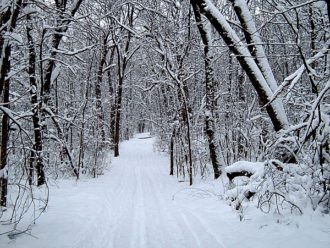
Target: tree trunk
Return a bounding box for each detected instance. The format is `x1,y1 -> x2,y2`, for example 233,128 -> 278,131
95,35 -> 109,143
192,2 -> 222,179
27,12 -> 45,186
113,5 -> 134,157
107,48 -> 116,147
0,0 -> 23,207
191,0 -> 289,132
113,72 -> 123,157
42,0 -> 84,106
0,78 -> 9,206
170,127 -> 176,176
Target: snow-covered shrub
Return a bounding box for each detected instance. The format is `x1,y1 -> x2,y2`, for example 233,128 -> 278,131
225,161 -> 265,211
225,159 -> 330,215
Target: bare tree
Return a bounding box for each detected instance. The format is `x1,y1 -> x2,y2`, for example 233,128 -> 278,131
113,4 -> 138,157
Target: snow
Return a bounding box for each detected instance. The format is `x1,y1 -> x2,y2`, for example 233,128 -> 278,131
302,79 -> 330,142
1,134 -> 330,248
233,0 -> 278,92
50,66 -> 60,84
4,32 -> 23,44
202,0 -> 289,129
0,0 -> 10,8
225,161 -> 265,205
270,39 -> 330,104
0,168 -> 5,178
225,161 -> 264,178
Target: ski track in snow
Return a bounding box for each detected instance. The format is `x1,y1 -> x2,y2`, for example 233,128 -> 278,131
102,135 -> 225,248
2,134 -> 330,248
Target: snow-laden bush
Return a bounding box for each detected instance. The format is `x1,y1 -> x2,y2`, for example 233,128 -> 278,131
225,159 -> 330,215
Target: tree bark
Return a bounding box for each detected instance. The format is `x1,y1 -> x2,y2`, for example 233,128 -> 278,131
0,0 -> 23,207
170,127 -> 175,176
113,5 -> 134,157
95,34 -> 109,143
0,78 -> 9,207
192,1 -> 222,179
113,51 -> 124,157
26,12 -> 45,186
107,48 -> 116,146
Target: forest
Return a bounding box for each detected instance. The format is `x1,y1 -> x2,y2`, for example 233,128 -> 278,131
0,0 -> 330,245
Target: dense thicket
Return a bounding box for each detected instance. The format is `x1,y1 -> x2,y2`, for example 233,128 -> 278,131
0,0 -> 329,232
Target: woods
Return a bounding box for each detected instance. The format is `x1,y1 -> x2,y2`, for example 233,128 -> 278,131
0,0 -> 329,235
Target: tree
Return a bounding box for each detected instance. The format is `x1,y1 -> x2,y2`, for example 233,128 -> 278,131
190,0 -> 289,132
0,0 -> 23,207
112,3 -> 138,157
26,5 -> 45,186
192,1 -> 223,179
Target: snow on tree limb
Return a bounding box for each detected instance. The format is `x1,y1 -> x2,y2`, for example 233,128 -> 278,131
51,44 -> 95,56
268,40 -> 330,105
191,0 -> 289,131
230,0 -> 278,92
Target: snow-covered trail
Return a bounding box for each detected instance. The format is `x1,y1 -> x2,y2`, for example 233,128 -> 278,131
89,134 -> 225,248
2,134 -> 330,248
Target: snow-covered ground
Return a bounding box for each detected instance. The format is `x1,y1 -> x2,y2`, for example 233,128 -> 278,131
1,134 -> 330,248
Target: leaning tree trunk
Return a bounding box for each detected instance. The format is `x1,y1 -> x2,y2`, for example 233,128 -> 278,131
191,0 -> 289,132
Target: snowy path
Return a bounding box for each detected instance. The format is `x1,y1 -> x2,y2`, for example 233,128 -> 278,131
2,134 -> 330,248
88,134 -> 225,248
